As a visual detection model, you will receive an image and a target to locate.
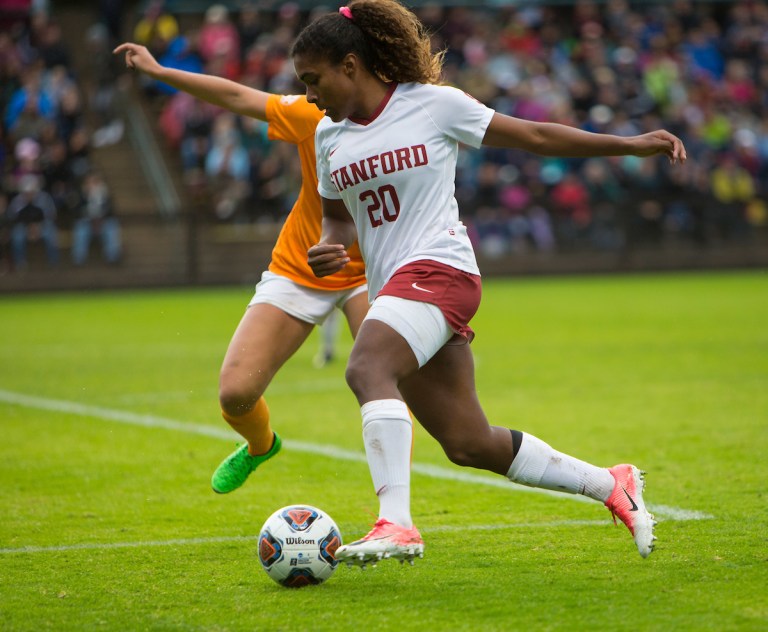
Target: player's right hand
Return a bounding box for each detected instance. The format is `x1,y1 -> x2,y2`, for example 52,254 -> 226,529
112,42 -> 161,77
307,243 -> 349,277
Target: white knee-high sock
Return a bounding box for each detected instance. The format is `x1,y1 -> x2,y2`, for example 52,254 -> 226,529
361,399 -> 413,528
506,432 -> 615,502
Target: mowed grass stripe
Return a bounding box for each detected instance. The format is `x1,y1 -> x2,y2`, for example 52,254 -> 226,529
0,388 -> 713,521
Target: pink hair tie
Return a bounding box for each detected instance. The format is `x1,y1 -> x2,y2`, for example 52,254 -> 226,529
339,6 -> 353,20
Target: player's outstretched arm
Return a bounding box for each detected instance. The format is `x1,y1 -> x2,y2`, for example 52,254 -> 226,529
113,42 -> 269,121
482,112 -> 687,164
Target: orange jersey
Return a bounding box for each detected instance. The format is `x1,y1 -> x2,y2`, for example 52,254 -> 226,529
265,94 -> 366,290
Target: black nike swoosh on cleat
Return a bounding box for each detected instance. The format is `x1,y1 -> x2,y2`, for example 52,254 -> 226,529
622,487 -> 639,511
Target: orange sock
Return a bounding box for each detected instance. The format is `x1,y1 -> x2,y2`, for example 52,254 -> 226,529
221,397 -> 274,455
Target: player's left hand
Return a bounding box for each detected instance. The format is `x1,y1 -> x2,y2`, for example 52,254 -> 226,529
632,130 -> 687,164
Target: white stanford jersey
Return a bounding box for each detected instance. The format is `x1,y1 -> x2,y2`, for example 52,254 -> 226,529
315,82 -> 494,301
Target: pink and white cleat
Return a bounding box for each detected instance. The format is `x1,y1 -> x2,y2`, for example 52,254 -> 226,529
605,464 -> 658,558
335,519 -> 424,568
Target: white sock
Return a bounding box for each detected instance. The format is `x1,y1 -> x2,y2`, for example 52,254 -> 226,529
506,432 -> 615,502
361,399 -> 413,528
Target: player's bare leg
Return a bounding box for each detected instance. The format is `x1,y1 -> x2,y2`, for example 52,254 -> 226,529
212,303 -> 313,493
340,290 -> 376,344
399,342 -> 514,474
345,318 -> 419,402
219,302 -> 314,440
335,319 -> 424,567
213,293 -> 369,494
400,343 -> 656,557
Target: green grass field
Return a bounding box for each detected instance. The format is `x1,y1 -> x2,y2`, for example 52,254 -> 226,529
1,271 -> 766,631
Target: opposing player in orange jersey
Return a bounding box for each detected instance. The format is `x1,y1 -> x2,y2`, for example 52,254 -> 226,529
114,42 -> 369,493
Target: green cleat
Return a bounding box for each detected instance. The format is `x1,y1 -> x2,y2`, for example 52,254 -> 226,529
211,433 -> 282,494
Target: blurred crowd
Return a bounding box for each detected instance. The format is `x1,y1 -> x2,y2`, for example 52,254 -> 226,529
135,0 -> 768,256
3,1 -> 767,271
439,0 -> 768,255
0,0 -> 122,272
135,1 -> 323,223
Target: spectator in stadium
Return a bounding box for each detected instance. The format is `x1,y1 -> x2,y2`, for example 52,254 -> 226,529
97,0 -> 124,47
581,158 -> 624,250
710,152 -> 756,240
236,2 -> 263,62
198,4 -> 240,79
9,136 -> 42,186
0,32 -> 23,104
178,96 -> 214,173
6,173 -> 59,268
40,137 -> 79,227
5,68 -> 55,136
71,170 -> 121,265
203,112 -> 251,221
549,172 -> 592,247
84,23 -> 125,148
54,81 -> 84,144
35,18 -> 70,69
113,40 -> 369,494
0,191 -> 10,274
292,0 -> 686,566
153,35 -> 203,96
132,0 -> 178,59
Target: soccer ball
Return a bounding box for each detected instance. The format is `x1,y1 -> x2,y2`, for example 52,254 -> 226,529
258,504 -> 342,588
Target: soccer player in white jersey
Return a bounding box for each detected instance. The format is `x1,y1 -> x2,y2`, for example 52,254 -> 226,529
291,0 -> 687,567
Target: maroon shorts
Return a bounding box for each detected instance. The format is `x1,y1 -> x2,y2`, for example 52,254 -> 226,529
376,260 -> 482,341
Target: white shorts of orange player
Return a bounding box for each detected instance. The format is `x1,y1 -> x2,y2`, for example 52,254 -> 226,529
248,271 -> 367,325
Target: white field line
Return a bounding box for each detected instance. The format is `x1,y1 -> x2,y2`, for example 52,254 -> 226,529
0,389 -> 714,524
0,522 -> 611,555
111,379 -> 347,406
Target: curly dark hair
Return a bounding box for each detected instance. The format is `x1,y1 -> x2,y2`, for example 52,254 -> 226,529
290,0 -> 444,84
